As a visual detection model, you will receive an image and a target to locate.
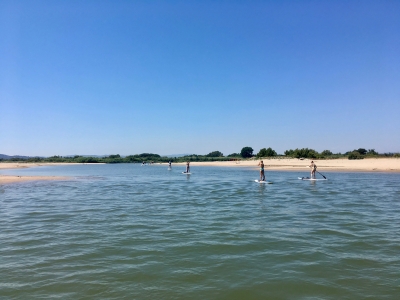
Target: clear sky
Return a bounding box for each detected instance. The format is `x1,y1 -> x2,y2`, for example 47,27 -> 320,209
1,0 -> 399,156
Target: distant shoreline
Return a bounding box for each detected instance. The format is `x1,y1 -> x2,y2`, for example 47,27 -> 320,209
169,158 -> 400,173
1,158 -> 399,184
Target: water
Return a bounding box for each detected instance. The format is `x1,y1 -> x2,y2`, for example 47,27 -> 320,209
1,164 -> 399,299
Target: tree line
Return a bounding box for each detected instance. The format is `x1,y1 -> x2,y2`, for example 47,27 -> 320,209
1,148 -> 399,164
238,147 -> 397,160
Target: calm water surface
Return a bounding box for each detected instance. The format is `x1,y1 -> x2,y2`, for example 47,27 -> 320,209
1,164 -> 399,299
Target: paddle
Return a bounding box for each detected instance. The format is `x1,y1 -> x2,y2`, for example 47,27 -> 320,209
316,170 -> 327,179
307,165 -> 327,179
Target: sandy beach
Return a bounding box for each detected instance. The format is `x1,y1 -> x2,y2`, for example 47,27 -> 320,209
0,175 -> 70,184
174,158 -> 400,173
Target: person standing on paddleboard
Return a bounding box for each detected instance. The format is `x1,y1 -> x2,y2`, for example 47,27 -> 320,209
258,160 -> 265,181
309,161 -> 317,179
168,160 -> 172,168
185,161 -> 190,173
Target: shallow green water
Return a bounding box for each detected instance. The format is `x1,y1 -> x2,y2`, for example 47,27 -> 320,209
1,164 -> 399,299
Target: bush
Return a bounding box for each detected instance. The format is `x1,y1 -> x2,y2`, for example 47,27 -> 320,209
284,148 -> 319,159
206,151 -> 223,157
227,153 -> 240,157
348,151 -> 364,160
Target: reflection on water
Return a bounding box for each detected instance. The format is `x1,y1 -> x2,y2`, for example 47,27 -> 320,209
1,164 -> 400,299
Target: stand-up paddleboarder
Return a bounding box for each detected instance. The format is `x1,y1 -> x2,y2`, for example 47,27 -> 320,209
258,160 -> 265,181
309,161 -> 317,179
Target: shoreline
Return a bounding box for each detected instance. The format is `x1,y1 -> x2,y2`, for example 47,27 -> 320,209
0,163 -> 82,185
0,158 -> 399,184
170,158 -> 400,173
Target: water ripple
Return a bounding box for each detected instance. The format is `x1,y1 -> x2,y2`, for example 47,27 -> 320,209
0,165 -> 399,299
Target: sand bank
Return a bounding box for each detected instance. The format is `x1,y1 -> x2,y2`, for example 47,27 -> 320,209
0,163 -> 78,185
172,158 -> 400,173
0,162 -> 84,170
0,175 -> 70,184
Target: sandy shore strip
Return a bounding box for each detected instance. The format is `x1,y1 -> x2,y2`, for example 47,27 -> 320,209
0,175 -> 70,184
0,162 -> 84,170
0,163 -> 80,184
171,158 -> 400,173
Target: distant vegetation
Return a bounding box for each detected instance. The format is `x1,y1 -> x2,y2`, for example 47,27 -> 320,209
1,148 -> 399,164
284,148 -> 321,159
257,147 -> 277,158
206,151 -> 224,157
283,148 -> 395,160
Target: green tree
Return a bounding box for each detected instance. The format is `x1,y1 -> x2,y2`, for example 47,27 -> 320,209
138,153 -> 161,158
284,149 -> 294,156
257,148 -> 268,157
265,147 -> 277,156
321,150 -> 333,156
367,149 -> 378,155
206,151 -> 223,157
240,147 -> 254,158
257,147 -> 277,157
357,148 -> 367,155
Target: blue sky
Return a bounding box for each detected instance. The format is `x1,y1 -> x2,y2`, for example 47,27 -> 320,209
1,0 -> 399,156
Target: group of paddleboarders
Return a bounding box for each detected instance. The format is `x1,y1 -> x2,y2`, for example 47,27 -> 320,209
167,161 -> 190,173
257,160 -> 318,182
171,160 -> 319,180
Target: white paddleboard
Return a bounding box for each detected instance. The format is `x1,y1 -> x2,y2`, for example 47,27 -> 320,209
255,180 -> 273,184
298,177 -> 327,181
182,172 -> 191,174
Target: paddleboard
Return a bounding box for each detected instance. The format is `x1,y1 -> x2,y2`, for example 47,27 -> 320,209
255,180 -> 273,184
298,177 -> 327,181
182,172 -> 191,174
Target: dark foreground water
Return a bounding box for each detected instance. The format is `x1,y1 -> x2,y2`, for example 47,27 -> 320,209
1,164 -> 399,299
